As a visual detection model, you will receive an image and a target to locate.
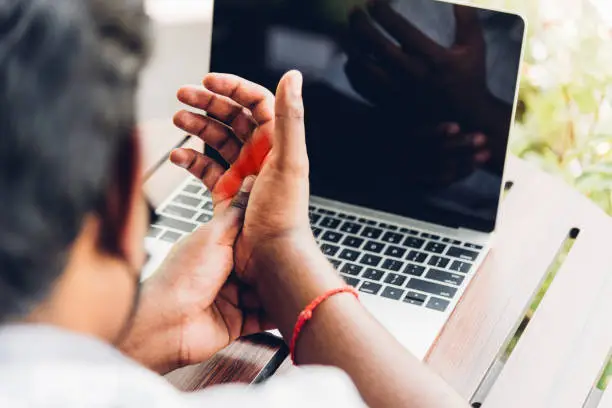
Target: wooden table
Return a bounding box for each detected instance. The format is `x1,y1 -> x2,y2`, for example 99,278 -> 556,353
140,121 -> 612,407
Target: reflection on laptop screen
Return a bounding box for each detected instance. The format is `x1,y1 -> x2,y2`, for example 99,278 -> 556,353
211,0 -> 524,232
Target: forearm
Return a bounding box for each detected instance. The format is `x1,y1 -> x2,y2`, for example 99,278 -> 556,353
254,239 -> 468,408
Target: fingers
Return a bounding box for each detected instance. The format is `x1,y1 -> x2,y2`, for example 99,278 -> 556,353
203,73 -> 275,127
437,125 -> 491,168
367,0 -> 444,60
211,176 -> 256,245
170,148 -> 225,192
273,70 -> 308,171
177,86 -> 257,143
174,110 -> 242,163
453,4 -> 484,46
349,9 -> 427,79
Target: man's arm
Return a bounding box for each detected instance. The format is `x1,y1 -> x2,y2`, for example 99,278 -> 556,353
252,236 -> 467,408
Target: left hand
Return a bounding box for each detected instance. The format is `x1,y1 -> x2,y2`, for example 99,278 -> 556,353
120,177 -> 273,374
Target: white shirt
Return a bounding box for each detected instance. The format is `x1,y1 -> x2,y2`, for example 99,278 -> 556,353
0,325 -> 366,407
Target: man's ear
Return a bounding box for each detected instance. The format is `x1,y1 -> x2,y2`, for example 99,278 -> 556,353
118,131 -> 147,270
98,130 -> 146,270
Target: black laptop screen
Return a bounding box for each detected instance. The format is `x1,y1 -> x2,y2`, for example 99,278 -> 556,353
210,0 -> 524,232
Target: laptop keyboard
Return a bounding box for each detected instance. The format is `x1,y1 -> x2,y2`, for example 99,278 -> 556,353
148,178 -> 483,313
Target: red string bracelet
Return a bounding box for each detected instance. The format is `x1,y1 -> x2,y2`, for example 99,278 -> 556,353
289,286 -> 359,364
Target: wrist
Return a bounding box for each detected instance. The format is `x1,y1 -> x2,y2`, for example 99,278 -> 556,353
250,233 -> 346,339
118,280 -> 182,374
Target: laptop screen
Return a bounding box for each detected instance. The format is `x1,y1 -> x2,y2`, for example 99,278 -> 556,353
210,0 -> 524,232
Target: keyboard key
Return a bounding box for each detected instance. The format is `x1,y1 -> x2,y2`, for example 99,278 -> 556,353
343,236 -> 364,248
428,256 -> 450,268
407,279 -> 457,299
328,258 -> 342,269
385,273 -> 407,287
404,263 -> 426,276
147,226 -> 163,238
358,218 -> 368,224
404,291 -> 427,305
381,286 -> 405,300
161,231 -> 183,243
425,242 -> 447,254
197,213 -> 213,223
340,222 -> 362,234
341,263 -> 363,276
320,217 -> 341,229
363,268 -> 385,281
325,210 -> 337,216
426,269 -> 465,286
364,241 -> 385,253
321,244 -> 340,257
202,201 -> 214,212
163,205 -> 197,220
312,227 -> 323,238
338,213 -> 347,219
362,227 -> 383,239
183,185 -> 201,194
443,238 -> 462,245
342,276 -> 361,287
381,259 -> 404,272
421,233 -> 441,240
360,254 -> 382,267
426,297 -> 450,312
400,228 -> 419,235
173,195 -> 201,208
309,205 -> 317,212
382,231 -> 404,244
202,190 -> 212,198
346,215 -> 357,221
156,216 -> 197,233
386,225 -> 398,231
322,231 -> 343,243
465,243 -> 484,250
339,249 -> 360,262
309,213 -> 322,224
450,260 -> 472,274
447,246 -> 479,261
406,251 -> 427,263
385,246 -> 406,259
403,237 -> 425,249
359,281 -> 382,295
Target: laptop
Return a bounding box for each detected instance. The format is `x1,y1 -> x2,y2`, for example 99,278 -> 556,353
143,0 -> 525,360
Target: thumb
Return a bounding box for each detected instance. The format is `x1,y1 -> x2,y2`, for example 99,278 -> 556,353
212,176 -> 256,245
273,70 -> 307,170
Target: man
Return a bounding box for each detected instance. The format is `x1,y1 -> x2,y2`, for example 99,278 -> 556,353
0,0 -> 467,407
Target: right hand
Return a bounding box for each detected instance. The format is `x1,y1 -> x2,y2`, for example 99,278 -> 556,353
171,71 -> 314,282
